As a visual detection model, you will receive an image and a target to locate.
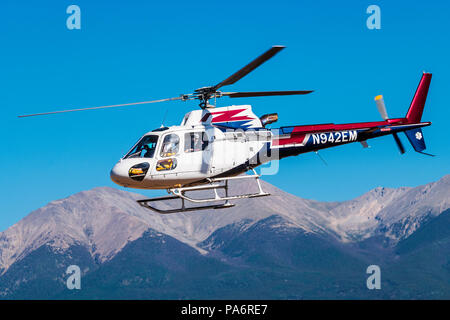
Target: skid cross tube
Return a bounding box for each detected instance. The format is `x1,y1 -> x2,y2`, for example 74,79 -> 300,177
170,170 -> 269,204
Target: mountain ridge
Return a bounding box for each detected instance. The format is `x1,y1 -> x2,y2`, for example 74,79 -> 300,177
0,175 -> 449,280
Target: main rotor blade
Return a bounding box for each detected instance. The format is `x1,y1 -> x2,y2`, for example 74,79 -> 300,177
392,132 -> 406,154
213,45 -> 286,90
222,90 -> 313,98
17,96 -> 184,118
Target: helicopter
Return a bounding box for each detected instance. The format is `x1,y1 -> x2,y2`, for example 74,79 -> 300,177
19,46 -> 433,214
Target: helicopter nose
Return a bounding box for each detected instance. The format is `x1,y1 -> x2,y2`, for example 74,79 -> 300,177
110,162 -> 129,186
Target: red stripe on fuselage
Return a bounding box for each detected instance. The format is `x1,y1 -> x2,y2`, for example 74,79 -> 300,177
290,118 -> 405,134
272,134 -> 306,146
210,109 -> 254,123
273,118 -> 407,147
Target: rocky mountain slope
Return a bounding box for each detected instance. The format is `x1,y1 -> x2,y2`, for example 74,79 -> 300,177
0,175 -> 449,299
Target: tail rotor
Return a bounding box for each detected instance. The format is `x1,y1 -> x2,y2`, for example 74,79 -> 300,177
374,95 -> 406,154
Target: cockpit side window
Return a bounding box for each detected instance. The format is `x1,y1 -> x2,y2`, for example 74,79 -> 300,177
160,134 -> 180,157
124,135 -> 159,159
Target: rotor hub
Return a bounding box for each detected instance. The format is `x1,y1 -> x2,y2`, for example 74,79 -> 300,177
194,87 -> 219,108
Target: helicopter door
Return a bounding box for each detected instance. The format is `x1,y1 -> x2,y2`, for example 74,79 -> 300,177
183,131 -> 212,176
154,133 -> 180,174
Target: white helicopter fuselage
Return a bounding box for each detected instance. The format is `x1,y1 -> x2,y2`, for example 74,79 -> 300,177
110,105 -> 271,189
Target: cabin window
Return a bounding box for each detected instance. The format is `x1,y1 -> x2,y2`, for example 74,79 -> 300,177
160,134 -> 180,157
184,132 -> 209,153
124,135 -> 158,159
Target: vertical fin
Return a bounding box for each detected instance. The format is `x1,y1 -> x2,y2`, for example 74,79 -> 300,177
406,73 -> 432,123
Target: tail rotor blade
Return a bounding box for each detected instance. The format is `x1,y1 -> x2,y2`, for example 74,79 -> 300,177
392,132 -> 406,154
374,95 -> 405,154
375,95 -> 389,120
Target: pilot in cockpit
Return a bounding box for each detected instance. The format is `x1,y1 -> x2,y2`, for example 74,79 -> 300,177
143,144 -> 154,158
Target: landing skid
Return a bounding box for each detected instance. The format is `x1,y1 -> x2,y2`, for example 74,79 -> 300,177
137,169 -> 269,214
137,195 -> 235,214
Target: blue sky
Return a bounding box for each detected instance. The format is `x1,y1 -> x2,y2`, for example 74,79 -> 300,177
1,0 -> 449,231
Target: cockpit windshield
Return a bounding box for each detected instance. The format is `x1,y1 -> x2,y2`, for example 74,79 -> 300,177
124,135 -> 159,159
